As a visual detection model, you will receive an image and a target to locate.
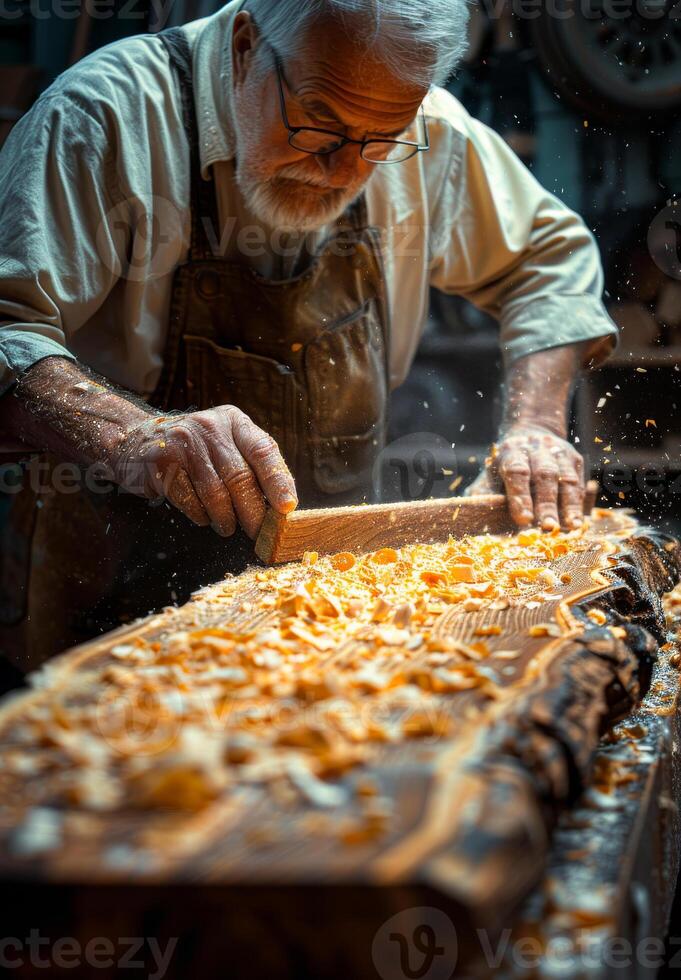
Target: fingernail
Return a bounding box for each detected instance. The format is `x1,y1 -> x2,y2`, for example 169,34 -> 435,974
211,523 -> 231,538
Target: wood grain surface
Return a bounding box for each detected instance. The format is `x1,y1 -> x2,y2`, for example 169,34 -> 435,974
0,507 -> 678,980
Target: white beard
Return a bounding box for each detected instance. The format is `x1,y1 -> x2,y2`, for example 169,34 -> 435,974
231,59 -> 373,232
236,162 -> 367,231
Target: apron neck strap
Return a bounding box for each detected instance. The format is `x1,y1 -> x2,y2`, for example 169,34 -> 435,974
159,27 -> 219,260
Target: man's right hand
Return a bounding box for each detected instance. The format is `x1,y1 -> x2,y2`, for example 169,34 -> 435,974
4,358 -> 297,539
110,406 -> 298,539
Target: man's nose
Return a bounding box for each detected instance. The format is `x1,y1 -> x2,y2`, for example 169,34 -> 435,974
315,143 -> 364,187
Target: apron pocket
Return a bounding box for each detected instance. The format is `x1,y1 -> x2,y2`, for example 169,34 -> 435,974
184,335 -> 299,470
304,303 -> 387,495
309,429 -> 385,496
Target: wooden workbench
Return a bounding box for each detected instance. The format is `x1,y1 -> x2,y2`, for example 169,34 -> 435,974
0,509 -> 680,979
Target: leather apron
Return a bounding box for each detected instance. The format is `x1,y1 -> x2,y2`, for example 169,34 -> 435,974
0,26 -> 391,673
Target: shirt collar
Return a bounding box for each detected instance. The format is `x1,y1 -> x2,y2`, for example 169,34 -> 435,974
189,0 -> 245,178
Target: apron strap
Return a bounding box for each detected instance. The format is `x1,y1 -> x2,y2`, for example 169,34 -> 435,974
346,193 -> 369,232
158,27 -> 219,261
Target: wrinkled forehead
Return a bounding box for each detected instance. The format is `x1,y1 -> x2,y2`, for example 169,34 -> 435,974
271,12 -> 430,118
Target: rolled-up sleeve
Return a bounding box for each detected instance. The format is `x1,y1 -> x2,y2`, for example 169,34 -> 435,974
0,93 -> 122,394
0,330 -> 76,390
429,106 -> 618,366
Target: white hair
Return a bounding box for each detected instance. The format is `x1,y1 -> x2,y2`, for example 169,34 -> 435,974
247,0 -> 470,88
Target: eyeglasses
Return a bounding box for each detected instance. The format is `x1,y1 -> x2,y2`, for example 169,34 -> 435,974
269,45 -> 430,165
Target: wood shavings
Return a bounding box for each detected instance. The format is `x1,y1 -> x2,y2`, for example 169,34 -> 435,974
393,603 -> 414,628
0,519 -> 622,825
528,624 -> 562,638
371,548 -> 399,565
126,764 -> 224,810
330,552 -> 355,572
371,598 -> 393,622
449,564 -> 476,583
11,808 -> 63,856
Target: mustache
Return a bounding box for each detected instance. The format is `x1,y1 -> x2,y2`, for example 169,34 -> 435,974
273,165 -> 332,188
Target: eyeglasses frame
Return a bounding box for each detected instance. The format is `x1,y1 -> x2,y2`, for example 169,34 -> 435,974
268,43 -> 431,165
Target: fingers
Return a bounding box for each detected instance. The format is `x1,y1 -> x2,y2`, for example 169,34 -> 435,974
489,429 -> 586,532
229,410 -> 298,515
498,449 -> 534,527
558,453 -> 585,530
179,418 -> 262,539
116,408 -> 298,539
174,430 -> 239,536
186,455 -> 238,537
163,467 -> 211,527
529,451 -> 561,531
211,441 -> 267,540
147,431 -> 233,533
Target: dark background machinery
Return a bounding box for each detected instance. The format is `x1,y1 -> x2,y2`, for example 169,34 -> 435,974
392,0 -> 681,530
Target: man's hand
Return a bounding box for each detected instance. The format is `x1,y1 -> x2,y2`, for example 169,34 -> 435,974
464,343 -> 596,531
110,407 -> 298,539
3,357 -> 297,539
466,423 -> 584,530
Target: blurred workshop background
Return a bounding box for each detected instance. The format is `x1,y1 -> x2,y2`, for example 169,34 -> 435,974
1,0 -> 681,522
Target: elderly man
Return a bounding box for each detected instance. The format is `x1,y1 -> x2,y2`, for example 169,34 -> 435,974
0,0 -> 616,666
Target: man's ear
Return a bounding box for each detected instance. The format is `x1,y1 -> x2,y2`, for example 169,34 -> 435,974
232,11 -> 261,85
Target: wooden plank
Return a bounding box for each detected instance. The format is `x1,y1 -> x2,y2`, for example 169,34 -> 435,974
255,482 -> 601,565
255,493 -> 511,564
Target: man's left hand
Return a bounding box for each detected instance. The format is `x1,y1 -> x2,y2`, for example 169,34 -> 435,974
466,423 -> 585,530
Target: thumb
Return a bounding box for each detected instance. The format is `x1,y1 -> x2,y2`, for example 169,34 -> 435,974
464,470 -> 498,497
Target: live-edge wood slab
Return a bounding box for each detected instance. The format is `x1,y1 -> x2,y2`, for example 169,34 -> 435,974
0,508 -> 679,980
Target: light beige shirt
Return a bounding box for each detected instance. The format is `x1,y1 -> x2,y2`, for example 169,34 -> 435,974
0,0 -> 617,400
